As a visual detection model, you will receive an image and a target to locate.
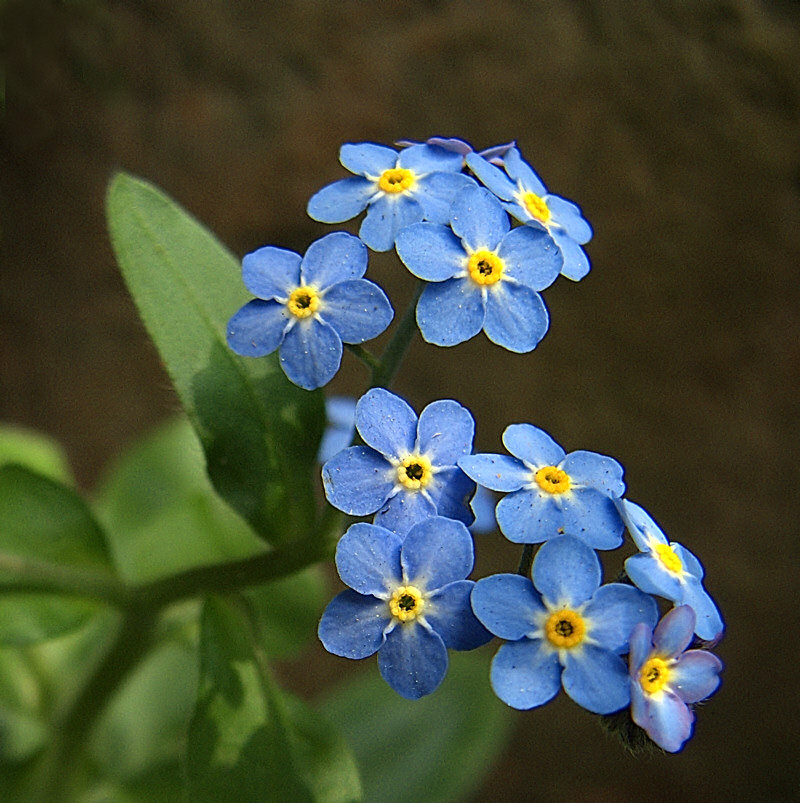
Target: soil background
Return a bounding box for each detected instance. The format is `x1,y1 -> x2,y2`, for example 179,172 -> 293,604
2,1 -> 800,800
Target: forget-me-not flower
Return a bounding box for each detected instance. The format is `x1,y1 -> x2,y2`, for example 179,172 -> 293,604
629,605 -> 723,752
466,147 -> 593,281
322,388 -> 476,535
459,423 -> 626,549
227,232 -> 393,390
395,185 -> 561,352
471,535 -> 659,713
307,142 -> 475,252
318,517 -> 491,699
616,499 -> 724,641
316,396 -> 357,464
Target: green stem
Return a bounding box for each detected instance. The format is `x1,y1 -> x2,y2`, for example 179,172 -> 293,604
345,343 -> 382,373
370,280 -> 424,389
517,543 -> 535,577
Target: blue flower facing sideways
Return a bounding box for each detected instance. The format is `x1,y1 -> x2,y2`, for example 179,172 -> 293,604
616,499 -> 724,642
471,535 -> 659,713
322,387 -> 476,535
318,517 -> 491,699
226,232 -> 393,390
459,423 -> 626,549
307,142 -> 476,252
629,605 -> 723,752
395,184 -> 562,352
466,146 -> 593,281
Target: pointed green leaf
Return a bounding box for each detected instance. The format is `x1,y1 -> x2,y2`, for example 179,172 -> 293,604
106,173 -> 324,545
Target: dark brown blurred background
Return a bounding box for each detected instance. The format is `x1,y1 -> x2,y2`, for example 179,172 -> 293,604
2,1 -> 799,800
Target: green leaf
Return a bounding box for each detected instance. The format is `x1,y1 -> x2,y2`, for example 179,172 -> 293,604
0,425 -> 74,486
321,651 -> 515,803
186,595 -> 360,803
0,465 -> 117,644
106,173 -> 325,545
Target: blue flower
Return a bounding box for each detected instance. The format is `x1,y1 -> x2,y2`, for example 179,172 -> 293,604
469,485 -> 498,534
466,147 -> 593,281
318,517 -> 491,699
616,499 -> 724,641
322,388 -> 476,535
226,232 -> 393,390
471,535 -> 659,713
395,136 -> 516,166
395,185 -> 561,352
316,396 -> 357,464
307,142 -> 475,252
629,605 -> 723,752
459,423 -> 625,549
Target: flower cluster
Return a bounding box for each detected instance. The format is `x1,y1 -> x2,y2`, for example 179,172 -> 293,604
227,136 -> 725,753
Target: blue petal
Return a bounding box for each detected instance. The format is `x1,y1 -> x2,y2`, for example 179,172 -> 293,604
378,623 -> 449,699
532,535 -> 601,606
340,142 -> 398,176
470,485 -> 498,533
652,605 -> 696,658
561,450 -> 625,496
417,400 -> 474,466
616,499 -> 669,551
471,573 -> 545,640
317,396 -> 357,463
413,172 -> 477,224
300,231 -> 368,287
241,246 -> 301,299
307,177 -> 376,223
490,639 -> 561,710
458,453 -> 530,493
400,516 -> 474,590
395,222 -> 465,281
673,542 -> 705,579
551,230 -> 591,281
624,553 -> 683,601
398,143 -> 464,173
496,226 -> 561,291
556,489 -> 625,550
355,388 -> 417,459
426,580 -> 492,650
633,690 -> 694,753
335,522 -> 402,596
671,650 -> 723,703
373,489 -> 437,536
502,147 -> 547,195
483,282 -> 549,353
465,152 -> 516,201
679,578 -> 724,641
429,467 -> 477,526
359,194 -> 424,252
628,621 -> 653,674
279,318 -> 342,390
226,300 -> 288,357
561,646 -> 630,714
502,424 -> 564,467
416,278 -> 485,346
320,279 -> 393,343
583,584 -> 659,653
495,489 -> 558,544
449,185 -> 509,251
318,590 -> 389,659
547,195 -> 593,244
321,445 -> 394,515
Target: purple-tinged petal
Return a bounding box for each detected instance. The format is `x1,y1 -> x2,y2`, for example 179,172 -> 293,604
502,424 -> 565,468
496,226 -> 561,291
307,177 -> 376,223
490,639 -> 561,710
320,279 -> 393,343
335,522 -> 402,596
561,646 -> 630,714
471,574 -> 545,641
450,185 -> 510,251
426,580 -> 492,650
652,605 -> 696,658
417,400 -> 474,465
279,318 -> 342,390
465,152 -> 516,201
670,651 -> 723,703
416,278 -> 485,346
628,621 -> 654,674
561,451 -> 625,496
414,172 -> 477,224
355,388 -> 417,459
226,300 -> 289,357
458,453 -> 530,493
318,590 -> 389,659
372,488 -> 437,537
398,143 -> 464,173
340,142 -> 398,176
359,194 -> 424,252
483,282 -> 549,353
378,623 -> 448,699
300,231 -> 368,287
322,445 -> 394,516
634,691 -> 694,753
533,535 -> 601,606
395,222 -> 466,281
584,584 -> 659,653
241,246 -> 301,299
401,516 -> 474,590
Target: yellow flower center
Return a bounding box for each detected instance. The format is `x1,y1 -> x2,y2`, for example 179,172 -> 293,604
545,609 -> 586,649
521,191 -> 551,224
397,454 -> 433,491
287,286 -> 321,319
640,656 -> 671,695
534,466 -> 571,494
378,167 -> 415,194
467,249 -> 505,286
655,543 -> 683,574
389,585 -> 425,622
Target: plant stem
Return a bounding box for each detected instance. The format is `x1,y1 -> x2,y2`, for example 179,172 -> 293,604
516,543 -> 535,577
370,280 -> 424,389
